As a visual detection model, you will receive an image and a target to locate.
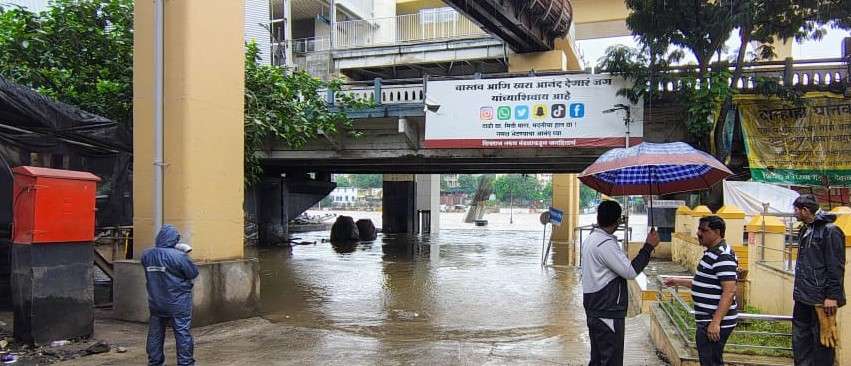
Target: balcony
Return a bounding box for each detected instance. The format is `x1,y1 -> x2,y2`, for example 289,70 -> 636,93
288,8 -> 489,54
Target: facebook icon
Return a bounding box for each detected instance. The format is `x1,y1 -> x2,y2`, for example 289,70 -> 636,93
569,103 -> 585,118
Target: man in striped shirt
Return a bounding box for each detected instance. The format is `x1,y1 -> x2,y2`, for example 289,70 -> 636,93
664,215 -> 738,366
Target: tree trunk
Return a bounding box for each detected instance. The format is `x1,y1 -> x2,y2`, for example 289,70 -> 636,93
464,174 -> 495,223
713,26 -> 752,160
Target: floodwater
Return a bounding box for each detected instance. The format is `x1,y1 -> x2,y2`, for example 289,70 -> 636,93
252,211 -> 664,365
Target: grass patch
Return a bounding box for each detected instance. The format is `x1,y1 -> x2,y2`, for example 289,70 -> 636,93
659,297 -> 792,358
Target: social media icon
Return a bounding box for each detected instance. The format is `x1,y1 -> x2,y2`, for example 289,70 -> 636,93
514,105 -> 530,120
569,103 -> 585,118
497,106 -> 511,120
480,106 -> 494,120
532,104 -> 548,119
551,104 -> 566,118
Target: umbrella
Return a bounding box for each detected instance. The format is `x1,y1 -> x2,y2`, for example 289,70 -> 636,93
578,142 -> 733,225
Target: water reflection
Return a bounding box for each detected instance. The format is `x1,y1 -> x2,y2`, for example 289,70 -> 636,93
254,226 -> 663,364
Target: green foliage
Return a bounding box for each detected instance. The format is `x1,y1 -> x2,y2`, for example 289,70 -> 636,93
661,297 -> 792,358
244,42 -> 372,185
349,174 -> 381,188
334,174 -> 352,187
679,68 -> 734,149
492,174 -> 546,203
579,183 -> 599,209
0,0 -> 133,125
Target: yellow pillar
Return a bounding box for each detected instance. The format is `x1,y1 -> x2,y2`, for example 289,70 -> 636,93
832,214 -> 851,365
675,205 -> 692,234
508,45 -> 581,264
133,0 -> 245,261
716,205 -> 748,272
745,215 -> 786,270
690,205 -> 713,237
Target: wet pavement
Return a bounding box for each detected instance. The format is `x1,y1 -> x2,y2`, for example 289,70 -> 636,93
60,213 -> 667,365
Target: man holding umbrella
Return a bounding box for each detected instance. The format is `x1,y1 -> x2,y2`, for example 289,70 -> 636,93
581,200 -> 659,366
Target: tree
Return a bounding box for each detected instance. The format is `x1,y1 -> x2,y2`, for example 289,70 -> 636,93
711,0 -> 849,160
244,41 -> 372,184
580,184 -> 599,209
492,174 -> 545,204
0,0 -> 133,126
610,0 -> 851,155
334,174 -> 352,187
350,174 -> 382,188
456,174 -> 479,195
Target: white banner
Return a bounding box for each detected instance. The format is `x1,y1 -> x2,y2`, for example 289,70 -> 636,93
424,74 -> 643,148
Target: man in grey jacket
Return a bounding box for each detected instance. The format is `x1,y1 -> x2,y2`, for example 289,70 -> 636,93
582,200 -> 659,366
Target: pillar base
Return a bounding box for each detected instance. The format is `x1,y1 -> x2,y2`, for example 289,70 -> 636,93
113,258 -> 259,327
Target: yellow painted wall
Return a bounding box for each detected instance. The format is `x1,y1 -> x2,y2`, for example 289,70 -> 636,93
396,0 -> 446,15
133,0 -> 245,261
571,0 -> 629,24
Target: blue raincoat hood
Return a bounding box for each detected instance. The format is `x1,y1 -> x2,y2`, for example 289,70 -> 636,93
155,224 -> 180,248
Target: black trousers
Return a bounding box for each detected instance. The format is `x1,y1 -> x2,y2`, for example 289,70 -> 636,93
793,301 -> 835,366
695,323 -> 734,366
587,317 -> 625,366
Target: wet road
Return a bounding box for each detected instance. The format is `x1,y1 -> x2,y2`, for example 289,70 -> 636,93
61,213 -> 666,365
254,224 -> 666,365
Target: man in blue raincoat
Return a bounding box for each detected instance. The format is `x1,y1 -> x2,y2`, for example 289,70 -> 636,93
142,225 -> 199,366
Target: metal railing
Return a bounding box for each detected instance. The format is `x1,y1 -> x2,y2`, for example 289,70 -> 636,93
335,9 -> 487,49
574,222 -> 634,265
655,58 -> 848,92
290,9 -> 488,55
754,204 -> 800,274
657,284 -> 793,357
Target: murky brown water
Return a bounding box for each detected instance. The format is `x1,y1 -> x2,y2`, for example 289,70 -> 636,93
252,223 -> 666,365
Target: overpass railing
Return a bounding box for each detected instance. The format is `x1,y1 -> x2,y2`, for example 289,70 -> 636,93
291,9 -> 488,55
321,58 -> 848,107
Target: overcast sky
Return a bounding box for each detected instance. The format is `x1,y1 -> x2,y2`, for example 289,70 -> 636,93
578,28 -> 850,69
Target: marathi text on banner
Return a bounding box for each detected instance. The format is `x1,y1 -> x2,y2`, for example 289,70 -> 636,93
737,93 -> 851,186
424,75 -> 644,149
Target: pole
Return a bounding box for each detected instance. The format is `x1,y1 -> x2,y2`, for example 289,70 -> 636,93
540,223 -> 548,265
153,0 -> 164,236
509,187 -> 514,224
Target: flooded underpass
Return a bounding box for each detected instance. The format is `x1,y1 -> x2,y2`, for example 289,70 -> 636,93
252,215 -> 667,365
59,213 -> 666,365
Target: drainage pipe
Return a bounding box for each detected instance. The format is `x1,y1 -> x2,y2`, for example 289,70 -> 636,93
153,0 -> 164,235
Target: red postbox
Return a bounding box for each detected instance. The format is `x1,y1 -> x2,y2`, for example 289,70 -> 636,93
12,166 -> 100,244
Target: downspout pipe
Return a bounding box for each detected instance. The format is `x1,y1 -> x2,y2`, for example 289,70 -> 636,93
154,0 -> 164,235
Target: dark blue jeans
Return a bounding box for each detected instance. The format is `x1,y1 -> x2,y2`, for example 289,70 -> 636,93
147,314 -> 195,366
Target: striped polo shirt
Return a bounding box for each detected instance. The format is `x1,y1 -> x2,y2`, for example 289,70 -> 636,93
691,240 -> 738,328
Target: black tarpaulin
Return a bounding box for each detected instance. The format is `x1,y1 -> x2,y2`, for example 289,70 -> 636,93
0,76 -> 132,232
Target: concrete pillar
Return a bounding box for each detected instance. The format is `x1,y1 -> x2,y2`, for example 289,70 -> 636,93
121,0 -> 259,327
832,213 -> 851,364
716,205 -> 747,270
133,0 -> 245,261
549,174 -> 581,265
415,174 -> 440,234
675,205 -> 692,234
372,0 -> 396,45
689,205 -> 713,237
745,214 -> 786,271
256,176 -> 288,245
383,174 -> 416,234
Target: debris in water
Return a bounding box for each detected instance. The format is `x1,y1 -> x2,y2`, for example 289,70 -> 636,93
49,340 -> 70,347
116,347 -> 127,353
85,341 -> 110,355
